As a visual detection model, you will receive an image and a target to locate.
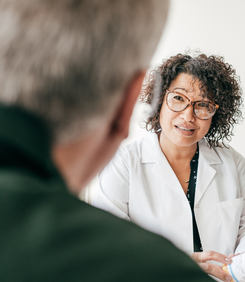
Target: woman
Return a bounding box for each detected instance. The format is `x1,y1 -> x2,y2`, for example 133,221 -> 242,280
93,54 -> 245,281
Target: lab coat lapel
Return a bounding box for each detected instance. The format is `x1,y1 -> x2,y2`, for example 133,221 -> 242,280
152,153 -> 186,198
141,133 -> 185,199
195,139 -> 222,204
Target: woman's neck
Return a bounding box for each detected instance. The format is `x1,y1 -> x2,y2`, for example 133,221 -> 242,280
158,131 -> 197,165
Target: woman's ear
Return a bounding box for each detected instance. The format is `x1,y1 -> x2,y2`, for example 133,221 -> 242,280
110,70 -> 147,139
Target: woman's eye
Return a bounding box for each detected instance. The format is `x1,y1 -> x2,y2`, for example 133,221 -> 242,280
198,102 -> 209,108
173,95 -> 184,101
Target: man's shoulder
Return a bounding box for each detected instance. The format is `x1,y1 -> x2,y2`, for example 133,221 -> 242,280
0,169 -> 212,282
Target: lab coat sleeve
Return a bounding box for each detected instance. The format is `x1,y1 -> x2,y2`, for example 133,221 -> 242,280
235,150 -> 245,254
92,148 -> 131,221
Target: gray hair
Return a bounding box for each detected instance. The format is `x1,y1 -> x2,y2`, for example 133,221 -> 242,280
0,0 -> 169,143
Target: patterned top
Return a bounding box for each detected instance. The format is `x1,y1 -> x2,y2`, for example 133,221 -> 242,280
186,144 -> 202,252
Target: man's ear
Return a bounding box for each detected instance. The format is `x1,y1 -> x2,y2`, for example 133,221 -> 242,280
110,70 -> 147,139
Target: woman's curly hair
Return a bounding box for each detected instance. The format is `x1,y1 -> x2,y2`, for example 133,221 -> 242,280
140,53 -> 243,147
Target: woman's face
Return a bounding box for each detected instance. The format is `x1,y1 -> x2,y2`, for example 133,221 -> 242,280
159,73 -> 212,148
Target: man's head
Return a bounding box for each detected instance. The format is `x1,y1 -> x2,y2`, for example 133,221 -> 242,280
0,0 -> 169,192
0,0 -> 169,142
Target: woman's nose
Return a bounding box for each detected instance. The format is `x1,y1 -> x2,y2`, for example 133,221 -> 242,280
179,104 -> 196,122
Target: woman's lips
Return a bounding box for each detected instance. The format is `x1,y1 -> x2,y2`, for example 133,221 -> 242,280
175,125 -> 195,136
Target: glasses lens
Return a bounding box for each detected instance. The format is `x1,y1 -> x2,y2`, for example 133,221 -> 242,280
167,92 -> 188,112
194,101 -> 216,119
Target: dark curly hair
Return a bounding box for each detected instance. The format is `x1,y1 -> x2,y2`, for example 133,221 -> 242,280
140,53 -> 243,147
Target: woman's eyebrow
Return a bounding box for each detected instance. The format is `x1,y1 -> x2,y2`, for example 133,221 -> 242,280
172,87 -> 188,93
173,87 -> 207,97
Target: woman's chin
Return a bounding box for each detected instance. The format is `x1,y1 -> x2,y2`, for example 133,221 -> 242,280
170,135 -> 199,148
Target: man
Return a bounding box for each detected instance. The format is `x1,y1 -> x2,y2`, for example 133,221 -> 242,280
0,0 -> 231,281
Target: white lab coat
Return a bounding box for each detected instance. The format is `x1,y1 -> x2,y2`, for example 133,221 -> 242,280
93,132 -> 245,256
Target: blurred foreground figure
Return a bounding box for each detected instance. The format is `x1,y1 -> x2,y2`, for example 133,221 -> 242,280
0,1 -> 214,281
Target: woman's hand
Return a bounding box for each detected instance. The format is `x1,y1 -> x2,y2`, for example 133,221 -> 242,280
191,251 -> 233,282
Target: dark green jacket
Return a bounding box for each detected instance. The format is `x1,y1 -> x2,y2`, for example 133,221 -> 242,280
0,105 -> 213,281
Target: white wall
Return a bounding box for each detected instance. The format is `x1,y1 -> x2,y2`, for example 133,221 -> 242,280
126,0 -> 245,156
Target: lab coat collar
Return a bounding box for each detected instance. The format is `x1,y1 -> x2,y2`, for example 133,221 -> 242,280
195,138 -> 223,204
141,133 -> 186,198
141,132 -> 161,163
141,133 -> 223,200
198,138 -> 223,165
141,132 -> 222,164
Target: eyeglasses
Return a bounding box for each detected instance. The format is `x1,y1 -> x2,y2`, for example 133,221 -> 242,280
166,91 -> 219,120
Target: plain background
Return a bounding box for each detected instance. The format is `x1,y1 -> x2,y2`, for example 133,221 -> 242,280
82,0 -> 245,202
